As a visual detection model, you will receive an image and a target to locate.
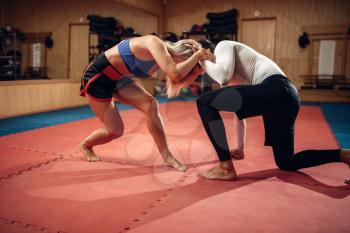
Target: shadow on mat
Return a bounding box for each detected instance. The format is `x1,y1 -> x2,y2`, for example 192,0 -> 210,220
10,159 -> 348,231
34,159 -> 349,200
125,166 -> 350,229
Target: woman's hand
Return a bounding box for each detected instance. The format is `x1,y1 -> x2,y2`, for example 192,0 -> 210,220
195,48 -> 213,61
184,39 -> 200,51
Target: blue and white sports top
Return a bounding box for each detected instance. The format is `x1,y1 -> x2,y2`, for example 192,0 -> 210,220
117,39 -> 158,78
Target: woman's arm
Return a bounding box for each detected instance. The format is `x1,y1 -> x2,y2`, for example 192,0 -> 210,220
177,64 -> 204,85
147,36 -> 208,82
200,40 -> 235,86
166,64 -> 204,96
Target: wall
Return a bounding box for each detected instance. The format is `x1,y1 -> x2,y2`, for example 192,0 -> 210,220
165,0 -> 350,87
0,80 -> 86,118
115,0 -> 165,33
0,78 -> 155,118
3,0 -> 160,80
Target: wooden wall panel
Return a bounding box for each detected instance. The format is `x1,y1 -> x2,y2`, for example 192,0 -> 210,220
165,0 -> 350,86
0,78 -> 155,118
241,18 -> 276,59
115,0 -> 163,15
0,80 -> 87,118
68,24 -> 89,80
300,89 -> 350,102
347,40 -> 350,79
3,0 -> 159,80
114,0 -> 164,33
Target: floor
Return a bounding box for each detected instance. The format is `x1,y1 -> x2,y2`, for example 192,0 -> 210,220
0,98 -> 349,233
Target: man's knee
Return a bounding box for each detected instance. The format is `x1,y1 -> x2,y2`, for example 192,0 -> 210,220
275,160 -> 297,171
272,144 -> 298,171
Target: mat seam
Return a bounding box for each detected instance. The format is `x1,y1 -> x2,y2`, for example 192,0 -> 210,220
118,152 -> 213,233
0,216 -> 68,233
0,155 -> 64,181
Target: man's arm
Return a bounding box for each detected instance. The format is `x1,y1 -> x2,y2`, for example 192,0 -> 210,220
200,40 -> 235,86
231,114 -> 246,160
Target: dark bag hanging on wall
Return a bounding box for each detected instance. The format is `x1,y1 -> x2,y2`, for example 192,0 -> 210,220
87,15 -> 116,24
206,9 -> 238,20
206,8 -> 239,33
298,32 -> 310,48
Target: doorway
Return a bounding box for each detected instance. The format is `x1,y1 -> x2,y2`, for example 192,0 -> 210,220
240,17 -> 276,59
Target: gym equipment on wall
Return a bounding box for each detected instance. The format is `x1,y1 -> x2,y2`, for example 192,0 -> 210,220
0,26 -> 24,80
182,8 -> 238,44
87,15 -> 140,62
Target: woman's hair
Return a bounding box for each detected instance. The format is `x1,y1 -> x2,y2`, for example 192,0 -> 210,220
164,39 -> 201,97
165,40 -> 197,59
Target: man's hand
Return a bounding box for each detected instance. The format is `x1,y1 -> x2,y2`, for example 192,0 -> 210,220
230,149 -> 245,160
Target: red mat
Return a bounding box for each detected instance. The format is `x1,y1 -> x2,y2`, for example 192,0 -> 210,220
0,102 -> 349,233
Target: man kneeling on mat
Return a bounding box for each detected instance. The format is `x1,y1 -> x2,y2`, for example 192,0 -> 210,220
196,40 -> 350,183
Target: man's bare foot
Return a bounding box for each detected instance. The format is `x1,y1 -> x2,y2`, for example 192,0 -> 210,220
340,149 -> 350,184
200,160 -> 237,181
200,165 -> 237,181
79,143 -> 101,162
164,155 -> 188,172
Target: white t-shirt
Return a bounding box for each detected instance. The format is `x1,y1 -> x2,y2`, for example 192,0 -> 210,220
200,40 -> 286,85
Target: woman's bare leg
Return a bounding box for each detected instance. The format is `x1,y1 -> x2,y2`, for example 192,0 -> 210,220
115,82 -> 187,172
79,98 -> 124,162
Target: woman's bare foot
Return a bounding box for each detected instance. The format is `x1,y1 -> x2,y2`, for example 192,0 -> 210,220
340,149 -> 350,184
200,160 -> 237,181
162,150 -> 188,172
79,143 -> 101,162
164,155 -> 188,172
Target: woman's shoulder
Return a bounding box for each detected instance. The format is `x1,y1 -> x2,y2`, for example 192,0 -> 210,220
131,35 -> 165,52
138,35 -> 163,45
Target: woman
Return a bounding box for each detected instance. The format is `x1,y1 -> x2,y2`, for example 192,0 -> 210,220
197,40 -> 350,182
79,35 -> 210,172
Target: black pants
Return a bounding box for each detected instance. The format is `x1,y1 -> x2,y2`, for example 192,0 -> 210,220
196,75 -> 341,171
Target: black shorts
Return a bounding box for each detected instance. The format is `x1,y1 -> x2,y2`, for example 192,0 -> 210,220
234,75 -> 301,146
80,53 -> 135,102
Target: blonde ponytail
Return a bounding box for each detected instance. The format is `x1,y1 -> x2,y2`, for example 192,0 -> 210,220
164,39 -> 201,98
